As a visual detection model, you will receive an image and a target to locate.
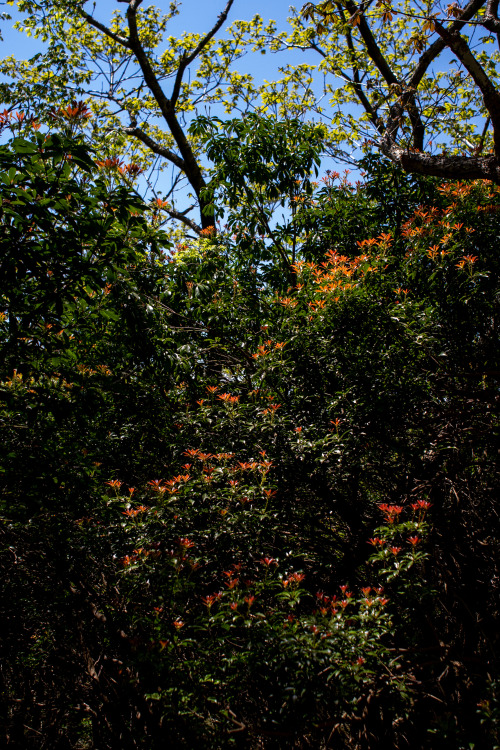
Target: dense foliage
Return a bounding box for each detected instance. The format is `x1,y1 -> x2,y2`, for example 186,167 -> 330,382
0,114 -> 499,749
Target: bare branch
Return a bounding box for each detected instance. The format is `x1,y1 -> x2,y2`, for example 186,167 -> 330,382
166,207 -> 202,234
78,9 -> 131,49
123,125 -> 186,170
171,0 -> 235,107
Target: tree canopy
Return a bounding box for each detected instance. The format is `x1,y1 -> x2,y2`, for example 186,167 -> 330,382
4,0 -> 500,231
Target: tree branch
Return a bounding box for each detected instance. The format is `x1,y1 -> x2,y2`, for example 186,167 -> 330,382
171,0 -> 235,107
344,0 -> 399,88
123,124 -> 186,170
166,207 -> 202,234
381,144 -> 500,181
343,1 -> 424,147
475,115 -> 491,154
378,0 -> 488,154
125,0 -> 212,227
78,9 -> 131,49
333,4 -> 384,134
483,0 -> 500,32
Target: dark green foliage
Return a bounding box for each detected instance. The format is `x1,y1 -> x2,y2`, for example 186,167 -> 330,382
298,153 -> 443,261
0,121 -> 499,749
192,114 -> 324,287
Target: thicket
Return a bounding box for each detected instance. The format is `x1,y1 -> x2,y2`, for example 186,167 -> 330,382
0,110 -> 499,748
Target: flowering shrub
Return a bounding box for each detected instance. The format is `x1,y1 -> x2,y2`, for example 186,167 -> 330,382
107,457 -> 432,745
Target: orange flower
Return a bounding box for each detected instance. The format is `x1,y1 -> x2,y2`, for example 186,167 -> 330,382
378,503 -> 403,522
106,479 -> 123,490
120,162 -> 143,177
178,538 -> 195,549
279,297 -> 298,308
411,499 -> 432,510
283,572 -> 305,587
377,232 -> 393,245
260,557 -> 276,566
96,156 -> 123,171
147,480 -> 167,494
153,198 -> 169,209
263,489 -> 277,498
356,237 -> 378,249
252,344 -> 269,359
202,595 -> 217,608
368,537 -> 385,546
